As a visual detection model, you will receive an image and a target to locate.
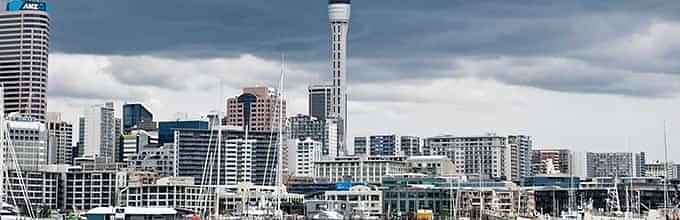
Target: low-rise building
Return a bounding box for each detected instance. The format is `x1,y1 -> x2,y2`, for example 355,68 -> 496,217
323,185 -> 383,219
313,155 -> 410,184
406,156 -> 456,176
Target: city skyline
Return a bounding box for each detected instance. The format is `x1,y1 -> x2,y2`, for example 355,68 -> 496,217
43,1 -> 679,160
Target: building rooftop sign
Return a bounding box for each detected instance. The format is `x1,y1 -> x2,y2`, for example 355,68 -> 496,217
6,0 -> 48,12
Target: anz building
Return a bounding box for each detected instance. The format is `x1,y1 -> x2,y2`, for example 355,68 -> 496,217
0,0 -> 49,122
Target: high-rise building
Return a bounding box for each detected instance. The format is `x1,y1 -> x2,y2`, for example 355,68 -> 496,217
308,84 -> 332,121
532,149 -> 572,175
288,114 -> 338,158
0,1 -> 49,122
288,138 -> 322,177
79,102 -> 116,162
507,135 -> 532,181
157,119 -> 209,145
47,112 -> 73,165
224,86 -> 286,133
4,113 -> 47,169
425,134 -> 532,181
328,0 -> 351,156
123,103 -> 154,131
584,152 -> 645,177
174,126 -> 282,186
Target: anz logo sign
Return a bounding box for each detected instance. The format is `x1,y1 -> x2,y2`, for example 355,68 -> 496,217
6,1 -> 48,12
21,1 -> 47,11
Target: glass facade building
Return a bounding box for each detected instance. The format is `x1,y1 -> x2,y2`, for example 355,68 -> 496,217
123,103 -> 153,131
157,120 -> 209,145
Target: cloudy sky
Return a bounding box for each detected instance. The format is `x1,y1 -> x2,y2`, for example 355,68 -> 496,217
46,0 -> 679,160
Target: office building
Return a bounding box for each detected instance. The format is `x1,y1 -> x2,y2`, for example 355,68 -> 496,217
308,84 -> 332,120
0,0 -> 49,122
124,176 -> 213,213
128,144 -> 176,177
4,165 -> 64,212
5,113 -> 47,169
288,138 -> 322,177
47,112 -> 73,165
313,155 -> 410,184
288,114 -> 338,158
79,102 -> 116,162
425,134 -> 532,181
123,103 -> 154,131
354,134 -> 422,156
532,149 -> 572,175
121,129 -> 157,163
584,152 -> 645,177
353,136 -> 367,155
328,0 -> 351,156
224,86 -> 286,132
174,126 -> 282,186
62,168 -> 121,212
157,120 -> 208,145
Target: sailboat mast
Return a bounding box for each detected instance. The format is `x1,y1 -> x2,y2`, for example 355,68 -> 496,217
275,53 -> 286,218
663,121 -> 669,211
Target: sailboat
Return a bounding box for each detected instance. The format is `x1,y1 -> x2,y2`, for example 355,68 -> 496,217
0,90 -> 36,220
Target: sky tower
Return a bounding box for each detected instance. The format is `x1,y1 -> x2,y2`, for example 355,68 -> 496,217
328,0 -> 350,156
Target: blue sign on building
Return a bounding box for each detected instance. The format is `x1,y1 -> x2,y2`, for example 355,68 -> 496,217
335,181 -> 352,191
6,0 -> 48,12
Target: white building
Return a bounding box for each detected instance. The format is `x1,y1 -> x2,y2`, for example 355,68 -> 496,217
125,176 -> 213,213
80,102 -> 116,162
288,138 -> 322,177
314,155 -> 410,184
323,185 -> 383,219
425,134 -> 532,181
0,2 -> 50,122
5,113 -> 47,170
47,112 -> 74,165
121,129 -> 157,163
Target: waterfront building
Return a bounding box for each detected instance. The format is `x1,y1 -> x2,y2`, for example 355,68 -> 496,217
406,155 -> 456,176
353,136 -> 367,155
121,129 -> 157,163
323,185 -> 383,218
425,134 -> 532,181
127,144 -> 176,177
313,155 -> 410,184
584,152 -> 645,177
353,134 -> 422,156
